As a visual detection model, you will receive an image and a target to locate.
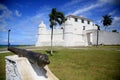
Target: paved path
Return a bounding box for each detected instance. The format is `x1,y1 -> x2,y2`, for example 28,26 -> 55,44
0,46 -> 120,54
0,51 -> 10,53
0,46 -> 48,53
0,49 -> 42,54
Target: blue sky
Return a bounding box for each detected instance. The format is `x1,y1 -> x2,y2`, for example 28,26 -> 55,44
0,0 -> 120,45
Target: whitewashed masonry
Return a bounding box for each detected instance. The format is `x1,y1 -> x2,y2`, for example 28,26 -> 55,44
36,15 -> 120,46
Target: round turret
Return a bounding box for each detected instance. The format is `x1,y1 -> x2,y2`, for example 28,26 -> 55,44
64,19 -> 73,33
36,21 -> 48,46
64,19 -> 74,46
39,21 -> 46,28
38,21 -> 47,34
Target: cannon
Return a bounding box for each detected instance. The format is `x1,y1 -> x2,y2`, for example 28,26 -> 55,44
8,47 -> 50,67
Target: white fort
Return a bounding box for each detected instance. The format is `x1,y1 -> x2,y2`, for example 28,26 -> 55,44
36,15 -> 120,46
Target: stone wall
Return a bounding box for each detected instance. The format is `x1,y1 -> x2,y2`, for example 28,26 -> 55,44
92,31 -> 120,45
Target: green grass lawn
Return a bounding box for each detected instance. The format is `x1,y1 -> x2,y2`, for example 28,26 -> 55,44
48,49 -> 120,80
0,52 -> 13,80
0,46 -> 120,80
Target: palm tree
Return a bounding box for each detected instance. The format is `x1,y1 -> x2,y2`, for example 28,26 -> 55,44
49,8 -> 66,55
95,24 -> 100,46
102,14 -> 112,31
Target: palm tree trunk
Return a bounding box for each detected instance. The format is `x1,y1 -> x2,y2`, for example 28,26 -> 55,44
50,27 -> 53,55
63,23 -> 65,39
96,30 -> 99,46
105,26 -> 107,31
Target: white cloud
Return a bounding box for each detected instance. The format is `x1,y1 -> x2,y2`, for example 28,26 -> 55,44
0,4 -> 22,32
68,0 -> 120,16
109,10 -> 117,15
72,4 -> 100,15
15,10 -> 21,17
0,4 -> 12,31
112,16 -> 120,26
0,39 -> 7,43
9,6 -> 51,42
0,20 -> 7,31
63,0 -> 82,8
71,1 -> 104,15
30,6 -> 51,28
100,0 -> 120,5
100,0 -> 113,3
0,4 -> 12,19
31,13 -> 45,24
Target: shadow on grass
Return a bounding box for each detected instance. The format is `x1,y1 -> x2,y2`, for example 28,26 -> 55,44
45,50 -> 57,55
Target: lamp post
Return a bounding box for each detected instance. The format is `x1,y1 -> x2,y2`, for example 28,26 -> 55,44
8,29 -> 11,47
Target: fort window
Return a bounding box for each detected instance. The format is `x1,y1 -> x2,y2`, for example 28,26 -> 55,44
88,21 -> 90,24
61,27 -> 63,29
75,18 -> 78,22
81,19 -> 84,23
83,26 -> 85,30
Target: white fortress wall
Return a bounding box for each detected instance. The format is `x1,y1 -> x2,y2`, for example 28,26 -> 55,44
92,31 -> 120,45
64,19 -> 75,46
36,15 -> 119,47
51,29 -> 64,46
69,16 -> 97,46
36,15 -> 98,47
73,34 -> 86,46
36,28 -> 64,46
98,31 -> 120,45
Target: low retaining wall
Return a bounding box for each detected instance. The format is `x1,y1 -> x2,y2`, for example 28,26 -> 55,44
5,55 -> 59,80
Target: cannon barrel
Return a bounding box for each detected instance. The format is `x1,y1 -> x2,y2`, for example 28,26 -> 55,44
8,47 -> 50,67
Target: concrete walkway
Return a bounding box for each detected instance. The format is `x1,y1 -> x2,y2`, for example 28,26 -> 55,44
0,51 -> 10,53
1,46 -> 120,54
0,48 -> 41,54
